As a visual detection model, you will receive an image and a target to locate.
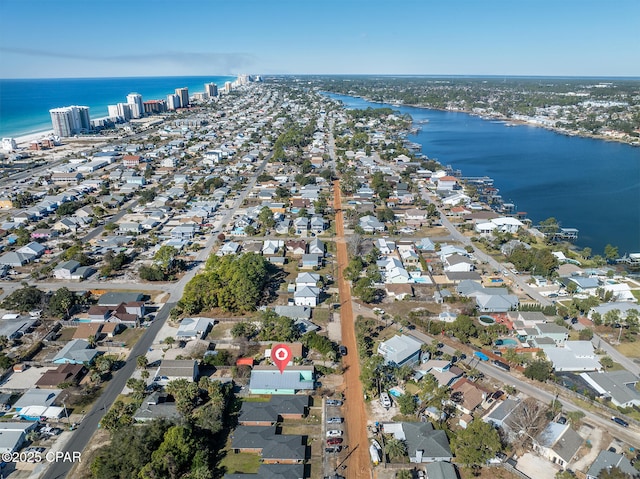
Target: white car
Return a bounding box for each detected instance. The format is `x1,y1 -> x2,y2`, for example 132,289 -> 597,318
326,429 -> 343,437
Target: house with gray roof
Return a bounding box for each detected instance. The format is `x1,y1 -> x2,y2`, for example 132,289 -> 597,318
97,292 -> 144,306
224,464 -> 305,479
0,251 -> 30,267
238,395 -> 308,426
133,392 -> 180,422
581,370 -> 640,408
154,359 -> 199,384
359,215 -> 385,233
176,317 -> 215,341
425,462 -> 458,479
543,341 -> 601,372
483,398 -> 521,431
53,260 -> 81,279
273,305 -> 312,320
533,422 -> 583,470
382,422 -> 452,463
455,280 -> 518,312
51,339 -> 100,364
231,426 -> 306,464
378,334 -> 424,367
586,450 -> 639,479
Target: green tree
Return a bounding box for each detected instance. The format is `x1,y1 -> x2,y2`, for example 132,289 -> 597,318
524,360 -> 553,381
257,311 -> 300,342
600,356 -> 614,369
48,287 -> 77,318
136,355 -> 148,369
396,471 -> 413,479
139,425 -> 197,479
166,379 -> 201,418
258,206 -> 276,228
598,466 -> 634,479
453,420 -> 501,472
397,393 -> 417,415
231,321 -> 257,339
604,244 -> 619,262
154,245 -> 178,274
385,437 -> 408,462
1,285 -> 44,312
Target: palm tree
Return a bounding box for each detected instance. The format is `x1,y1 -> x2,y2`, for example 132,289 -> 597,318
385,437 -> 408,462
164,336 -> 175,348
136,355 -> 148,369
87,334 -> 98,348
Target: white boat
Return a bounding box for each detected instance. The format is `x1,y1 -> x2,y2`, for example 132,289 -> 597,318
369,443 -> 381,465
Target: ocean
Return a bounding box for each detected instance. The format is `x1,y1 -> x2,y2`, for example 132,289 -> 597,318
326,93 -> 640,256
0,75 -> 236,138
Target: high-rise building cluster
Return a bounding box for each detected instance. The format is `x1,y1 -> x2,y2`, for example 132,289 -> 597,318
49,105 -> 91,137
204,82 -> 218,98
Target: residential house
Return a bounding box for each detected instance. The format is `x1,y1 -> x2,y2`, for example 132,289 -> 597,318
262,240 -> 284,256
417,360 -> 463,387
425,462 -> 458,479
443,254 -> 474,273
385,283 -> 414,300
533,422 -> 583,470
309,216 -> 326,234
581,371 -> 640,408
248,365 -> 315,395
382,422 -> 452,463
543,341 -> 601,372
293,217 -> 309,236
51,339 -> 99,364
586,451 -> 638,479
300,254 -> 320,269
273,305 -> 312,321
133,392 -> 180,423
176,317 -> 215,341
154,359 -> 199,384
294,286 -> 320,307
295,272 -> 320,288
238,395 -> 309,426
53,260 -> 81,279
0,422 -> 38,454
171,225 -> 197,240
450,378 -> 487,415
308,238 -> 325,256
17,241 -> 46,260
35,364 -> 86,389
218,241 -> 240,256
359,215 -> 385,233
286,240 -> 307,256
231,426 -> 306,464
377,334 -> 424,367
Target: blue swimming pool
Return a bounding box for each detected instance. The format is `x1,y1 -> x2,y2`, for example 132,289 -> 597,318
495,338 -> 519,347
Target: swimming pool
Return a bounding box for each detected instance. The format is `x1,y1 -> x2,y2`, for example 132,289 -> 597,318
495,338 -> 519,347
478,315 -> 496,326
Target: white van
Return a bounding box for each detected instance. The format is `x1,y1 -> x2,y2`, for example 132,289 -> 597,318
380,392 -> 391,409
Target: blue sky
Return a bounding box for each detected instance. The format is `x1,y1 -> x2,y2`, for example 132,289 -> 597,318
1,0 -> 638,78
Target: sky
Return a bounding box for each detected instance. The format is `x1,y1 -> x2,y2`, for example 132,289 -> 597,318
1,0 -> 639,78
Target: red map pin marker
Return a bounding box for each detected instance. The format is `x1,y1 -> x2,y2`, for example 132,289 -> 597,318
272,344 -> 292,374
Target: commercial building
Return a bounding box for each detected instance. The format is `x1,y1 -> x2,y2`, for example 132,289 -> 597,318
108,103 -> 131,121
143,99 -> 167,114
204,82 -> 218,98
175,87 -> 189,108
49,105 -> 91,137
126,92 -> 144,118
167,93 -> 180,110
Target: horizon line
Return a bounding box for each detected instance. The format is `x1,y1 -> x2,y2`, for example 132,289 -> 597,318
2,73 -> 640,81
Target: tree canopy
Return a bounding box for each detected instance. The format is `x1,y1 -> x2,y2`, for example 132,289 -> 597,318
180,253 -> 273,313
453,420 -> 501,470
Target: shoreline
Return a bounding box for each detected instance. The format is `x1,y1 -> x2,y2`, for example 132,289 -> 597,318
330,92 -> 639,256
355,96 -> 640,148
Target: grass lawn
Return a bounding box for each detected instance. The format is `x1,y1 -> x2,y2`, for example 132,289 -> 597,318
241,396 -> 271,402
207,322 -> 233,340
219,451 -> 261,475
58,327 -> 77,342
118,327 -> 146,349
459,466 -> 521,479
312,308 -> 330,324
632,290 -> 640,302
615,341 -> 640,358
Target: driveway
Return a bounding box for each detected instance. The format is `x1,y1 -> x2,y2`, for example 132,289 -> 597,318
516,452 -> 559,479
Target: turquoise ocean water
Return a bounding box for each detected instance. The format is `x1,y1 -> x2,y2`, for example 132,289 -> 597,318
0,75 -> 235,137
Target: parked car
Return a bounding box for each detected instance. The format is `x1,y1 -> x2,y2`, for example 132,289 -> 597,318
380,392 -> 391,409
326,438 -> 343,445
339,345 -> 348,356
325,446 -> 342,454
611,416 -> 629,427
326,399 -> 343,406
327,429 -> 343,437
557,417 -> 567,425
327,417 -> 343,424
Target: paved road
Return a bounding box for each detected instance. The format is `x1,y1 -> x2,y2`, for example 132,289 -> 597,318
40,154 -> 272,478
421,189 -> 640,376
42,300 -> 176,479
333,180 -> 373,479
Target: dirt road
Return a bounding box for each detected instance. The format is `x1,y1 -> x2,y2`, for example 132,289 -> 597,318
333,180 -> 373,479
